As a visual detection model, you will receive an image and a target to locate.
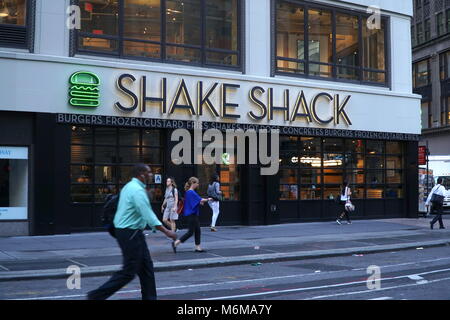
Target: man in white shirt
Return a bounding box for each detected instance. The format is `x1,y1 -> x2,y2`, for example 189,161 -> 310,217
426,177 -> 447,230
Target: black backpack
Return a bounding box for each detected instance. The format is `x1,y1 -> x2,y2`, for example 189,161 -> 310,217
102,194 -> 120,238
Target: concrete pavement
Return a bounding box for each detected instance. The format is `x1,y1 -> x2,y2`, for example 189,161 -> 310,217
1,217 -> 450,281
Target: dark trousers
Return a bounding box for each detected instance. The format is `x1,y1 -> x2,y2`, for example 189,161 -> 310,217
179,214 -> 201,245
430,203 -> 445,228
338,201 -> 351,222
87,229 -> 157,300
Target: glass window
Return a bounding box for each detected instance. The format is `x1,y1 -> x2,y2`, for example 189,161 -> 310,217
323,169 -> 343,184
300,185 -> 322,200
424,18 -> 430,41
386,170 -> 402,184
323,138 -> 344,153
300,137 -> 321,152
77,0 -> 241,69
366,140 -> 384,155
336,13 -> 359,80
275,1 -> 388,85
346,169 -> 364,185
386,142 -> 402,154
437,12 -> 445,36
344,153 -> 364,169
300,169 -> 321,184
362,17 -> 386,82
280,184 -> 298,200
308,8 -> 333,78
220,164 -> 240,200
276,1 -> 305,74
71,127 -> 164,203
279,168 -> 298,200
417,22 -> 424,44
345,139 -> 364,153
78,0 -> 119,53
0,0 -> 26,26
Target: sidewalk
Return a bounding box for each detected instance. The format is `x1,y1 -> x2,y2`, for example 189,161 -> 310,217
1,217 -> 450,281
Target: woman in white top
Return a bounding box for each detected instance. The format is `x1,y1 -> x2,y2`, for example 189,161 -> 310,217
337,181 -> 352,225
426,177 -> 447,229
161,177 -> 179,232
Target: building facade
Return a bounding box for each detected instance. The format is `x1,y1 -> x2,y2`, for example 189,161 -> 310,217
0,0 -> 421,236
411,0 -> 450,154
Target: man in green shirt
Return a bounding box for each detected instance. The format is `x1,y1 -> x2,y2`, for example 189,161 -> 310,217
87,164 -> 176,300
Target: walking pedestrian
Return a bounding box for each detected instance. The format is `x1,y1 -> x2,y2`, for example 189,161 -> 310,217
162,177 -> 179,232
426,177 -> 447,230
87,164 -> 176,300
336,181 -> 352,225
172,177 -> 212,253
207,174 -> 222,232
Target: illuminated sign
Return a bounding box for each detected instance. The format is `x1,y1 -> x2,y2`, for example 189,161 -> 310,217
69,71 -> 100,108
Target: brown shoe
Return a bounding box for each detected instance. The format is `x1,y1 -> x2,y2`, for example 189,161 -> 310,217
210,227 -> 217,232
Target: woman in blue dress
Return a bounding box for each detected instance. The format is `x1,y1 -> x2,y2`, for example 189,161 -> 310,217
172,177 -> 212,253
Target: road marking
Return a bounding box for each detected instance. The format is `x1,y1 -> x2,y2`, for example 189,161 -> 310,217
66,259 -> 88,268
408,275 -> 428,285
306,276 -> 450,300
8,258 -> 450,300
370,297 -> 392,300
0,265 -> 10,271
202,267 -> 450,300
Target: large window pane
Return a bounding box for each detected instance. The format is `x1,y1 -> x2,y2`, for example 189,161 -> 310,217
79,0 -> 118,36
124,0 -> 161,42
308,8 -> 332,65
71,185 -> 93,203
300,137 -> 321,153
95,128 -> 117,145
95,166 -> 116,184
124,41 -> 161,59
206,0 -> 238,51
71,127 -> 93,145
300,169 -> 321,184
324,186 -> 341,200
71,145 -> 93,163
276,2 -> 305,61
119,129 -> 140,146
346,169 -> 364,184
362,18 -> 385,71
344,153 -> 364,168
386,170 -> 402,184
119,147 -> 141,163
166,46 -> 201,63
78,37 -> 119,53
166,0 -> 201,46
220,164 -> 240,200
280,168 -> 297,184
277,59 -> 305,74
300,185 -> 322,200
0,0 -> 26,25
142,148 -> 162,164
280,185 -> 298,200
366,156 -> 384,169
71,165 -> 93,184
415,60 -> 430,87
367,170 -> 384,184
336,13 -> 359,68
96,146 -> 117,163
323,169 -> 343,184
386,142 -> 402,154
366,140 -> 384,154
323,138 -> 344,153
345,139 -> 364,153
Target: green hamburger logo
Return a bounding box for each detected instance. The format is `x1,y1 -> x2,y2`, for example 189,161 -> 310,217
69,71 -> 100,107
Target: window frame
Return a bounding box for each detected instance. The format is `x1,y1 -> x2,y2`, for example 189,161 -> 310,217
73,0 -> 244,71
278,137 -> 405,201
413,58 -> 431,88
70,126 -> 165,204
0,0 -> 35,51
272,0 -> 390,88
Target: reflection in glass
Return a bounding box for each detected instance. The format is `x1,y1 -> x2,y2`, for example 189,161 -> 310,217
308,8 -> 332,64
300,137 -> 321,152
363,17 -> 386,78
71,145 -> 93,163
366,140 -> 384,154
71,166 -> 93,184
206,0 -> 238,51
276,1 -> 305,73
300,185 -> 322,200
336,13 -> 359,80
71,127 -> 93,145
0,0 -> 26,25
280,185 -> 298,200
166,0 -> 201,46
124,0 -> 161,42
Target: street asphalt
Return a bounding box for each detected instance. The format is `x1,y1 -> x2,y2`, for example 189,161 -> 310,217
1,216 -> 450,281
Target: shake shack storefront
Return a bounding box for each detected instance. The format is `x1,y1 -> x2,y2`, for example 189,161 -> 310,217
0,62 -> 421,235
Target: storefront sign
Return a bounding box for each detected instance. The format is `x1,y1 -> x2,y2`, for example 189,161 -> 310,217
418,146 -> 427,166
56,114 -> 420,141
69,71 -> 100,108
0,208 -> 27,220
0,146 -> 28,159
113,74 -> 352,126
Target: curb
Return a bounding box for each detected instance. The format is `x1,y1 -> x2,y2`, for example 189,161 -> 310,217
1,239 -> 450,282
